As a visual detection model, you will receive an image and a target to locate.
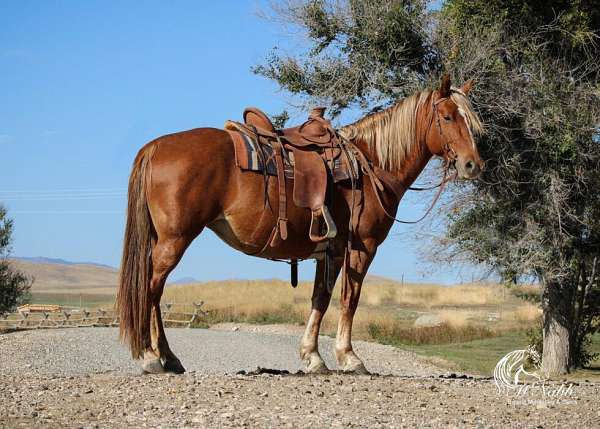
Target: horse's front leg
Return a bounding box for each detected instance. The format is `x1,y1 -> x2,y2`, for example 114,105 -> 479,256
335,243 -> 376,374
299,258 -> 342,373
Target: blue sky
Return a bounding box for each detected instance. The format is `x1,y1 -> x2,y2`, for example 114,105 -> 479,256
1,1 -> 472,284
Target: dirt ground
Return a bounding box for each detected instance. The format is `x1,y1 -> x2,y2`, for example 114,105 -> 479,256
1,372 -> 599,428
0,327 -> 598,428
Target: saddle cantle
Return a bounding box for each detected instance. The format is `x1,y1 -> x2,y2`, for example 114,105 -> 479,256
243,107 -> 275,133
243,106 -> 335,147
225,106 -> 356,249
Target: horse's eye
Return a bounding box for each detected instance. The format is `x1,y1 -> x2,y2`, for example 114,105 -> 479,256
444,115 -> 452,121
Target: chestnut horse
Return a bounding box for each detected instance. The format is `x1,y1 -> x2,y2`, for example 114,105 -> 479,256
116,76 -> 483,374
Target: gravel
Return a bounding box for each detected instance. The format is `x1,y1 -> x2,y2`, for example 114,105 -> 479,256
0,327 -> 442,377
1,327 -> 598,428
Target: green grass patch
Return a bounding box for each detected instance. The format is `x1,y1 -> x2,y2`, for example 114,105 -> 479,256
579,333 -> 600,378
403,330 -> 531,375
30,292 -> 114,309
396,331 -> 600,377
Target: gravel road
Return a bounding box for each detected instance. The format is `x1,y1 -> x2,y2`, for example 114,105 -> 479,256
1,327 -> 598,428
0,327 -> 441,377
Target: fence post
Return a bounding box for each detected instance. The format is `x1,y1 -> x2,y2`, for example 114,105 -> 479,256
111,311 -> 119,327
19,311 -> 28,328
38,312 -> 50,329
163,302 -> 173,318
62,310 -> 71,327
187,301 -> 206,328
97,308 -> 106,326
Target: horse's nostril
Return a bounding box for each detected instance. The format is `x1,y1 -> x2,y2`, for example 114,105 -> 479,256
465,160 -> 475,171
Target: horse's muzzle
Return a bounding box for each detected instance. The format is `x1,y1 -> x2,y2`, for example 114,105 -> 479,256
457,158 -> 482,179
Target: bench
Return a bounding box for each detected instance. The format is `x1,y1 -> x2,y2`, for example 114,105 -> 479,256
225,107 -> 350,246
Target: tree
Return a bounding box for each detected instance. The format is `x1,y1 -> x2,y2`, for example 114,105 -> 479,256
434,0 -> 600,375
255,0 -> 600,375
253,0 -> 435,116
0,205 -> 31,315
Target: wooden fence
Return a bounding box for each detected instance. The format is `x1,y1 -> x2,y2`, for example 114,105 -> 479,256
0,302 -> 206,331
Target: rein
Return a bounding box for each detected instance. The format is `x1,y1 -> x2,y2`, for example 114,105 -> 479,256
369,163 -> 456,225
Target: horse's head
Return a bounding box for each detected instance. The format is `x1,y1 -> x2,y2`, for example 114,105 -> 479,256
426,75 -> 484,179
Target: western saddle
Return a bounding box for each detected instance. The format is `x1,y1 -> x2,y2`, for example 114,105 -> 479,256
225,106 -> 358,250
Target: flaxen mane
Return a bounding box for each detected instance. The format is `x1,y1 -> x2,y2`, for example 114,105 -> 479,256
340,88 -> 482,171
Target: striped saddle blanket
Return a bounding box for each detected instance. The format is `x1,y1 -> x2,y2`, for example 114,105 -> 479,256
229,130 -> 354,182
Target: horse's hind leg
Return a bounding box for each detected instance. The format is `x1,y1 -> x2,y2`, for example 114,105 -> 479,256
151,302 -> 185,373
142,236 -> 192,374
300,258 -> 342,374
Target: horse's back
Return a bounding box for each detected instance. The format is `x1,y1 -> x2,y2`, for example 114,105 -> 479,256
143,127 -> 238,232
148,127 -> 233,164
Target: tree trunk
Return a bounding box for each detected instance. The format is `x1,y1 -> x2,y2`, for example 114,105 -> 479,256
541,281 -> 571,376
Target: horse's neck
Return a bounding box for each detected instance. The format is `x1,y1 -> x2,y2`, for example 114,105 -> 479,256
356,136 -> 432,197
350,97 -> 438,202
392,143 -> 432,191
395,95 -> 436,189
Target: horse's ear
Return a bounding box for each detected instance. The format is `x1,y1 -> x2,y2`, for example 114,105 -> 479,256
461,79 -> 475,95
440,74 -> 451,98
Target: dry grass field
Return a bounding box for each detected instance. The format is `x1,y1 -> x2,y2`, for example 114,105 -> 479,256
163,279 -> 600,376
163,279 -> 541,344
160,279 -> 575,375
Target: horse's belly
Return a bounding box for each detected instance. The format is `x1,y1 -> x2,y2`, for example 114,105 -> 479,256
207,215 -> 251,253
208,211 -> 323,260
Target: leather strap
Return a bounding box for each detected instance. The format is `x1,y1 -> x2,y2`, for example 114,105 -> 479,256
271,138 -> 288,242
369,164 -> 455,225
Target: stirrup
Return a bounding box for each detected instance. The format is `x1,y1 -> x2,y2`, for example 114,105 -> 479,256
309,206 -> 337,242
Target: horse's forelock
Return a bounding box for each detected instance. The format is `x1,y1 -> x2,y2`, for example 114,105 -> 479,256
450,89 -> 484,136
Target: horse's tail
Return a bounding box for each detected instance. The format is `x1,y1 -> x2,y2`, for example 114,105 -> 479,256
116,143 -> 157,359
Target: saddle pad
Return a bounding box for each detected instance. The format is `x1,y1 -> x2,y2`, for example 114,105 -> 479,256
228,130 -> 353,182
229,130 -> 294,178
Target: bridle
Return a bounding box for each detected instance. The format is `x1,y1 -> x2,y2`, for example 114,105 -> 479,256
432,94 -> 460,167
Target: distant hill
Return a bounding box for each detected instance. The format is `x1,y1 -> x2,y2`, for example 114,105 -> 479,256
13,256 -> 115,269
9,257 -> 201,295
363,274 -> 399,284
9,258 -> 118,295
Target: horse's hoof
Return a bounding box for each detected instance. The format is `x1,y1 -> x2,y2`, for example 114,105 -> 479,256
301,350 -> 331,375
306,359 -> 331,375
142,358 -> 165,374
343,362 -> 370,375
337,352 -> 370,375
163,359 -> 186,374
